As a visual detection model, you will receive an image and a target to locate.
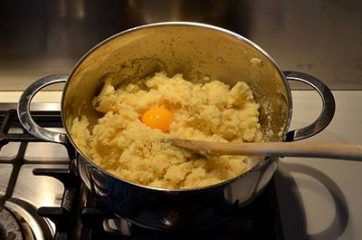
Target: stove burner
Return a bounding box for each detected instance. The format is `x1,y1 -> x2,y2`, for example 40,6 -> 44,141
0,207 -> 23,240
0,199 -> 54,240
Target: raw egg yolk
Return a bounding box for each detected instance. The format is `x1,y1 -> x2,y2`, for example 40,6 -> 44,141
141,107 -> 173,132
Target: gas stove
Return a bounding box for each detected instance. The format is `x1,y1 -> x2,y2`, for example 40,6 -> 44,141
0,104 -> 284,240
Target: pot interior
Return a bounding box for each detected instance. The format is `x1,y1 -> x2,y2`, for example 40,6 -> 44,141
63,23 -> 290,150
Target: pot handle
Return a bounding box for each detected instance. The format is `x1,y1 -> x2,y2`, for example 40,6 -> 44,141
17,74 -> 69,144
284,71 -> 335,141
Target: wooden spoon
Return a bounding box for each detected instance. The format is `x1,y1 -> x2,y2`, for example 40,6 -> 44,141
167,139 -> 362,161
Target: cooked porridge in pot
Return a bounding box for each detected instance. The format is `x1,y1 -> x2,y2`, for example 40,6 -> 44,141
70,72 -> 263,189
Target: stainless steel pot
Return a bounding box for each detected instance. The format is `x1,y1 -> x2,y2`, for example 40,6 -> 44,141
17,22 -> 335,231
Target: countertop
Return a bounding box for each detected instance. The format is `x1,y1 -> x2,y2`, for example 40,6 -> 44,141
0,90 -> 361,240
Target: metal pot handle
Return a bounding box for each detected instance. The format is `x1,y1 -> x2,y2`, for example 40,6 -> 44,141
17,74 -> 69,144
284,71 -> 335,141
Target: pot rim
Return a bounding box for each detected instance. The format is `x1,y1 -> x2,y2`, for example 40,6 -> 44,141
62,21 -> 293,192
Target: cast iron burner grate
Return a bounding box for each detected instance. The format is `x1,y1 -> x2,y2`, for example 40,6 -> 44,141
0,108 -> 284,240
0,109 -> 79,239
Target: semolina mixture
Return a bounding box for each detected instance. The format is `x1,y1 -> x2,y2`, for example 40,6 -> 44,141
70,72 -> 263,189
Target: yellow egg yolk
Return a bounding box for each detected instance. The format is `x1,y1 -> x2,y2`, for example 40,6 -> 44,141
141,107 -> 173,132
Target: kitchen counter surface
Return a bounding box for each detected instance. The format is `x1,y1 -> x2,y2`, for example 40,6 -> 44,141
0,90 -> 361,240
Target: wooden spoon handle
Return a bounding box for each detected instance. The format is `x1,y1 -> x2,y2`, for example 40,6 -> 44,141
168,139 -> 362,161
